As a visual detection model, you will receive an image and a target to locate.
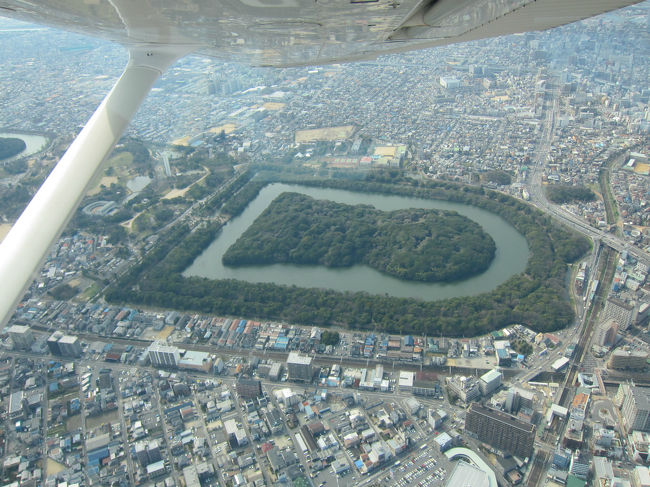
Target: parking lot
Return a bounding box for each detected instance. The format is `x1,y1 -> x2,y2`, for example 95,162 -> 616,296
372,446 -> 451,487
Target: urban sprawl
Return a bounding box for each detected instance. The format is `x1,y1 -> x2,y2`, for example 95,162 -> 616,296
0,3 -> 650,487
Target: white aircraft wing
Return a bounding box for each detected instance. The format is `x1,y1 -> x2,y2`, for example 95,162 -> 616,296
0,0 -> 642,326
0,0 -> 642,66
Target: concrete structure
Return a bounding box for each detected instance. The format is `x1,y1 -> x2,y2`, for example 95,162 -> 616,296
552,357 -> 570,372
618,384 -> 650,432
444,448 -> 497,487
7,324 -> 34,350
412,376 -> 440,396
609,349 -> 648,370
602,297 -> 636,330
177,350 -> 212,372
633,466 -> 650,487
398,370 -> 414,392
465,403 -> 535,459
446,375 -> 481,403
147,341 -> 181,368
439,76 -> 460,90
629,431 -> 650,463
47,331 -> 82,357
46,331 -> 63,355
479,369 -> 502,396
236,378 -> 262,399
57,335 -> 81,357
269,362 -> 282,381
595,319 -> 619,347
8,391 -> 24,420
505,387 -> 534,413
569,451 -> 590,479
444,461 -> 489,487
286,351 -> 312,382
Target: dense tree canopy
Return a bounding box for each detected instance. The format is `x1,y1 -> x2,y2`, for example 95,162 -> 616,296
321,330 -> 340,346
223,192 -> 495,282
0,137 -> 26,160
483,170 -> 512,186
545,185 -> 596,204
106,175 -> 591,337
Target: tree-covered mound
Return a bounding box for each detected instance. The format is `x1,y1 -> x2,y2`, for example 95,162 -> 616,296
0,137 -> 26,160
106,173 -> 591,336
223,192 -> 495,282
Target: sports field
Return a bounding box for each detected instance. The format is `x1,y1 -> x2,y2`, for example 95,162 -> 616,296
295,125 -> 355,143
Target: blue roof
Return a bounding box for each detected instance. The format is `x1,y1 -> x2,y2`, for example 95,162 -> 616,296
87,447 -> 109,464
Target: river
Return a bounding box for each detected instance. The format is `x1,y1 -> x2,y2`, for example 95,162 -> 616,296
184,183 -> 529,301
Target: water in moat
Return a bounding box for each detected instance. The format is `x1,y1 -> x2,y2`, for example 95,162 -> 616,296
184,183 -> 529,301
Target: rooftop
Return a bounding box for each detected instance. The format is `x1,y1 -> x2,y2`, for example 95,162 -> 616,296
630,385 -> 650,411
287,351 -> 312,365
480,369 -> 501,383
469,403 -> 535,433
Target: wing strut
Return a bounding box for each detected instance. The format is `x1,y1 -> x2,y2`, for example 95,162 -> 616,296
0,46 -> 192,327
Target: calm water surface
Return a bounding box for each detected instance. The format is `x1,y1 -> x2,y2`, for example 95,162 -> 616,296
184,183 -> 529,301
0,132 -> 48,160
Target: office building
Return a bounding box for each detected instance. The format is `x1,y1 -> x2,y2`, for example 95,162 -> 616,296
236,378 -> 262,399
135,441 -> 161,467
569,451 -> 590,479
7,325 -> 34,350
58,335 -> 81,357
446,375 -> 481,403
47,331 -> 63,355
439,76 -> 460,90
618,383 -> 650,432
479,369 -> 502,396
553,448 -> 572,469
465,403 -> 536,459
47,331 -> 82,357
147,341 -> 181,368
602,297 -> 635,330
633,466 -> 650,487
609,349 -> 648,370
286,352 -> 313,382
595,319 -> 618,347
268,362 -> 282,381
505,387 -> 535,414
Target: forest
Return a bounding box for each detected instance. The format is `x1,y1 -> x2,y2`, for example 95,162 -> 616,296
0,137 -> 26,160
223,192 -> 495,282
106,173 -> 591,337
545,185 -> 596,204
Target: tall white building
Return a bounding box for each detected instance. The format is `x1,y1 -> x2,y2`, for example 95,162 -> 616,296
148,341 -> 180,368
618,383 -> 650,432
479,369 -> 502,396
58,335 -> 81,357
7,325 -> 34,350
286,351 -> 313,382
602,297 -> 635,330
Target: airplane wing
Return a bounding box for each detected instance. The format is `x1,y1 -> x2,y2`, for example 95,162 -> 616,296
0,0 -> 642,67
0,0 -> 642,326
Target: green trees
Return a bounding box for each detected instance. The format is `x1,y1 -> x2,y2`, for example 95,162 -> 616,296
106,174 -> 590,337
321,331 -> 340,346
483,170 -> 512,186
545,185 -> 596,204
223,192 -> 496,282
0,137 -> 26,160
